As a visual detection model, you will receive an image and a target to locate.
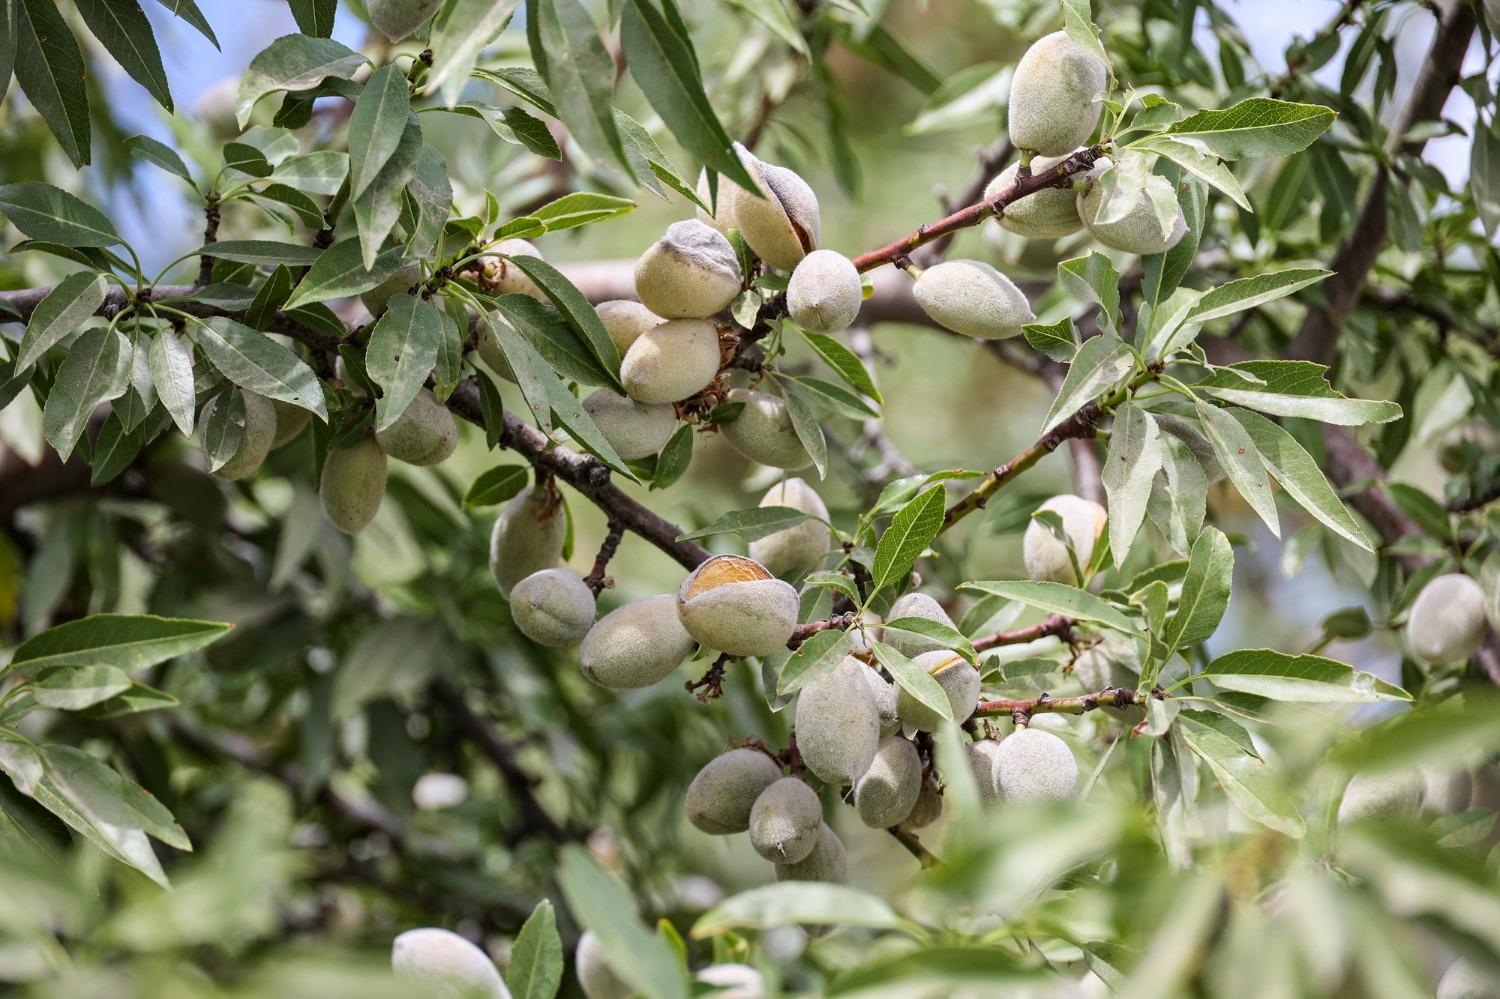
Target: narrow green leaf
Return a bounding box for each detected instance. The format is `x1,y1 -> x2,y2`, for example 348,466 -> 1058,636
41,327 -> 131,461
352,117 -> 421,269
13,0 -> 91,166
958,579 -> 1137,634
800,330 -> 883,404
237,34 -> 368,128
530,191 -> 637,232
1165,98 -> 1336,159
287,0 -> 336,36
557,847 -> 689,999
871,641 -> 956,723
780,381 -> 828,480
284,238 -> 408,310
1185,268 -> 1332,324
1199,360 -> 1400,426
17,271 -> 107,370
148,329 -> 196,436
1161,525 -> 1232,652
198,240 -> 322,267
197,317 -> 327,419
1230,410 -> 1374,552
1179,716 -> 1304,837
124,134 -> 194,184
506,898 -> 563,999
1102,403 -> 1162,569
9,613 -> 231,673
619,0 -> 759,191
27,664 -> 131,710
502,255 -> 622,392
871,485 -> 945,595
1201,649 -> 1409,703
1195,402 -> 1279,537
429,0 -> 521,106
776,629 -> 848,696
464,465 -> 530,508
365,294 -> 442,432
75,0 -> 172,111
0,182 -> 120,247
348,64 -> 411,200
533,0 -> 634,180
1041,333 -> 1133,434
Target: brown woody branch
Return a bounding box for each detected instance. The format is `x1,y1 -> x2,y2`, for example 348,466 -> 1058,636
972,614 -> 1075,652
973,685 -> 1140,721
851,144 -> 1104,273
786,611 -> 858,650
583,519 -> 627,595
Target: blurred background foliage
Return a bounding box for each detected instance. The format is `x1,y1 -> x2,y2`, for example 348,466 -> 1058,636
0,0 -> 1496,995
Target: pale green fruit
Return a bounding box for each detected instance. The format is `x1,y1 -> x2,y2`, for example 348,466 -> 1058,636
1024,494 -> 1106,584
391,928 -> 508,998
1406,573 -> 1488,665
1072,636 -> 1144,722
1422,766 -> 1474,815
695,168 -> 740,235
582,390 -> 677,461
995,728 -> 1078,804
795,656 -> 880,784
902,777 -> 943,829
1438,959 -> 1500,999
986,154 -> 1084,238
576,930 -> 632,999
509,568 -> 596,647
595,299 -> 663,356
375,389 -> 457,466
719,388 -> 813,470
748,478 -> 831,576
1337,769 -> 1424,824
203,390 -> 276,482
854,736 -> 922,828
884,592 -> 956,658
912,259 -> 1035,339
732,148 -> 820,270
634,219 -> 742,319
1008,30 -> 1108,156
619,318 -> 721,404
360,262 -> 421,317
685,747 -> 784,834
1077,172 -> 1188,255
786,250 -> 862,333
579,594 -> 697,689
696,964 -> 765,999
269,398 -> 311,449
748,777 -> 822,863
320,435 -> 388,534
676,554 -> 800,656
860,664 -> 900,739
774,822 -> 847,883
967,739 -> 1004,805
490,239 -> 546,300
488,484 -> 566,598
896,651 -> 980,732
194,77 -> 241,138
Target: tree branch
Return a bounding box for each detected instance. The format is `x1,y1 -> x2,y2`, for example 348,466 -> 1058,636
972,614 -> 1075,652
1283,0 -> 1476,365
973,686 -> 1140,721
851,145 -> 1104,273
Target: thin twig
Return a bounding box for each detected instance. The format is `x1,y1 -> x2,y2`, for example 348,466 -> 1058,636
583,520 -> 627,594
972,614 -> 1075,652
851,145 -> 1104,273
